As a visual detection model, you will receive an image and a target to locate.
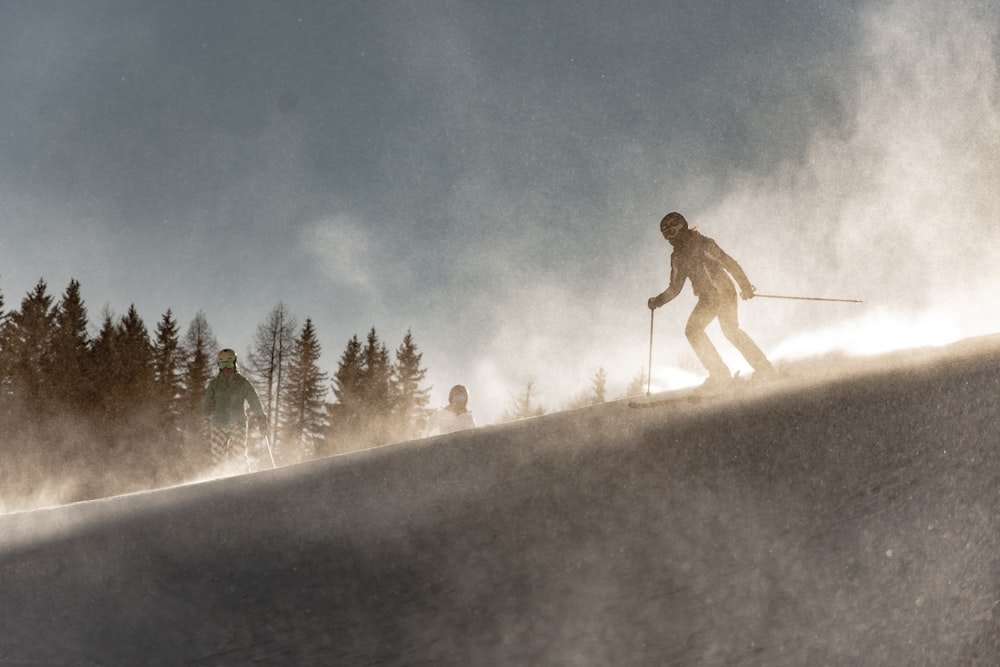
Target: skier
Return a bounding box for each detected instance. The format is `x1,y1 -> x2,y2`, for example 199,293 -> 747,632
201,348 -> 269,472
423,384 -> 477,437
647,212 -> 776,392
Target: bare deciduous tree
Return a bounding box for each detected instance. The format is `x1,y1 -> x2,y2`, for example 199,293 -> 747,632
503,376 -> 546,421
245,303 -> 297,446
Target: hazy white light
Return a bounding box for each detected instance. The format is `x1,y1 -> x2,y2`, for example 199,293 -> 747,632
646,366 -> 705,394
772,307 -> 962,360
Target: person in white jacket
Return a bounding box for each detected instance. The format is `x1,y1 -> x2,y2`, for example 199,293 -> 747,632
423,384 -> 476,437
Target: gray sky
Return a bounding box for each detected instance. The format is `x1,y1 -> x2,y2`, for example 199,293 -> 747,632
2,0 -> 998,423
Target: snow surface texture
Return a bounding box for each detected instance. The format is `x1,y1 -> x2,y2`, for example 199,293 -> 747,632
1,336 -> 998,665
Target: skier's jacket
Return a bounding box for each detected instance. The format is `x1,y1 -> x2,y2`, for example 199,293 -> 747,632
423,406 -> 476,437
201,371 -> 267,428
658,230 -> 754,304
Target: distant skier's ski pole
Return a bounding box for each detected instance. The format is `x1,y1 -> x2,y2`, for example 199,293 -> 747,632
646,309 -> 654,396
262,433 -> 276,469
754,293 -> 863,303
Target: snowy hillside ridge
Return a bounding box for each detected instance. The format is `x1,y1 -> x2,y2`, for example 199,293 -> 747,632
1,334 -> 998,665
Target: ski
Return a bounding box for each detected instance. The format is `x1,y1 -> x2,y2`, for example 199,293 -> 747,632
628,373 -> 757,409
628,387 -> 710,409
628,393 -> 703,409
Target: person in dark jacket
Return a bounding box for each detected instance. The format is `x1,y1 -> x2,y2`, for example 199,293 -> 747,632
648,212 -> 775,391
201,348 -> 268,471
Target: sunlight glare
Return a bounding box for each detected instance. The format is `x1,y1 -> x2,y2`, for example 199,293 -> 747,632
771,307 -> 963,360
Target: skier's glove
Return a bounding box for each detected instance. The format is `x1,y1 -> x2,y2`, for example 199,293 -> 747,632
648,295 -> 663,310
740,285 -> 756,300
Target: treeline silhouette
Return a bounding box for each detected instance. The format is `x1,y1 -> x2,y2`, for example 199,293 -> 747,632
0,278 -> 432,511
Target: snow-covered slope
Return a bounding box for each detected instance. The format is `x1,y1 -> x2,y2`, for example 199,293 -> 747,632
2,336 -> 998,665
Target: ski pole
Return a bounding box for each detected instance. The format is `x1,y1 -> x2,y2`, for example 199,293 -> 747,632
754,293 -> 863,304
262,433 -> 276,469
646,308 -> 654,396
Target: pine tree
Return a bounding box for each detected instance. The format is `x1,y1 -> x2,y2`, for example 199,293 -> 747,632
0,279 -> 56,414
50,279 -> 91,413
331,334 -> 364,407
360,327 -> 391,417
107,306 -> 156,453
591,367 -> 607,404
327,334 -> 364,454
280,318 -> 328,462
390,329 -> 430,441
327,329 -> 393,453
88,309 -> 118,422
624,369 -> 647,398
0,282 -> 69,498
178,311 -> 217,469
86,305 -> 156,453
152,309 -> 183,432
564,368 -> 609,411
116,305 -> 156,408
327,327 -> 425,452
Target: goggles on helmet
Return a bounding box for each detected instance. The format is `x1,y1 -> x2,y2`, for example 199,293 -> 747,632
663,223 -> 685,239
218,360 -> 236,369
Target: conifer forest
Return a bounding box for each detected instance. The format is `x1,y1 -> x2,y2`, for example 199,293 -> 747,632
0,278 -> 433,507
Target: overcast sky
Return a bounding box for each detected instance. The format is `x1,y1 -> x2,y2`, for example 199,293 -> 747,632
2,0 -> 998,423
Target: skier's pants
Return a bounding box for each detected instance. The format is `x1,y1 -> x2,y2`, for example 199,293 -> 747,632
210,423 -> 251,471
686,295 -> 773,378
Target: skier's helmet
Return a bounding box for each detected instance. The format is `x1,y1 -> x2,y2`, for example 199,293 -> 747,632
449,384 -> 469,405
659,212 -> 688,240
217,348 -> 238,369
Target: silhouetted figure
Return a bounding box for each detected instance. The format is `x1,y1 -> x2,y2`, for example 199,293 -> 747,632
648,212 -> 775,391
202,348 -> 269,472
423,384 -> 476,436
